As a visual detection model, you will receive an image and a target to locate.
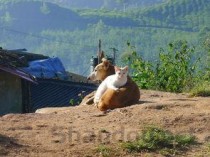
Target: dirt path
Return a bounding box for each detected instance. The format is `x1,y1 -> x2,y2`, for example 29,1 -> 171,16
0,90 -> 210,157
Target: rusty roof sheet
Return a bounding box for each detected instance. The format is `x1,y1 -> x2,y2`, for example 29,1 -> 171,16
0,65 -> 37,83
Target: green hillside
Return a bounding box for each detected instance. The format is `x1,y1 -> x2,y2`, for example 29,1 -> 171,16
136,0 -> 210,31
0,1 -> 87,32
76,0 -> 210,31
0,0 -> 209,77
1,0 -> 165,9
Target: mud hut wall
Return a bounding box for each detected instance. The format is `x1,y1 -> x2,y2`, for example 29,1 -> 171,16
0,71 -> 22,115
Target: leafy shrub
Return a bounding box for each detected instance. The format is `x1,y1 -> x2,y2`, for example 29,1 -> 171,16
124,40 -> 201,93
155,40 -> 198,92
123,42 -> 156,89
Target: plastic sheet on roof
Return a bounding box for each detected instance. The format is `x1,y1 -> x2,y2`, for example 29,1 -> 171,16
22,57 -> 68,80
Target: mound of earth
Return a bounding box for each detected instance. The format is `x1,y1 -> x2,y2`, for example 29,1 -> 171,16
0,90 -> 210,157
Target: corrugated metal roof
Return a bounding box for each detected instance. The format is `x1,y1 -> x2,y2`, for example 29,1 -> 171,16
30,79 -> 97,112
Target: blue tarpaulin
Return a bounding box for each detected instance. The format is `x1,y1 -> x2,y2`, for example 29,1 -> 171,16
22,57 -> 68,80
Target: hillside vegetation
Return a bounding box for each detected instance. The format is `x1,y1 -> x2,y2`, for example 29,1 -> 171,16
0,0 -> 166,9
0,0 -> 209,82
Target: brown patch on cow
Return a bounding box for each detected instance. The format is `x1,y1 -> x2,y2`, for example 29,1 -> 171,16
97,77 -> 140,111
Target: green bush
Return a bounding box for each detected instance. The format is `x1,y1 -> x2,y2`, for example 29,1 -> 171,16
125,40 -> 201,93
155,40 -> 197,92
123,42 -> 155,89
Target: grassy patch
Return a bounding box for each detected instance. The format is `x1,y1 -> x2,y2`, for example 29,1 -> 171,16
95,144 -> 113,157
207,143 -> 210,151
196,143 -> 210,157
189,81 -> 210,97
121,126 -> 196,156
205,143 -> 210,154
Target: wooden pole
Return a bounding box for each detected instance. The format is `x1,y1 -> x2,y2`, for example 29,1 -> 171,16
98,39 -> 101,64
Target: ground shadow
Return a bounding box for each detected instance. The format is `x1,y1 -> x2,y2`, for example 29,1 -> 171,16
169,98 -> 197,102
0,134 -> 24,155
138,100 -> 154,104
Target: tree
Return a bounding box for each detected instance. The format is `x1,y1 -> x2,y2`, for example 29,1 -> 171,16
204,33 -> 210,70
40,2 -> 50,14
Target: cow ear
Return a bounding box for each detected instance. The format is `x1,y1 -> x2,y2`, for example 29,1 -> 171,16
102,58 -> 109,70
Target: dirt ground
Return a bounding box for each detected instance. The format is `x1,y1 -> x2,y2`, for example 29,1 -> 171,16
0,90 -> 210,157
